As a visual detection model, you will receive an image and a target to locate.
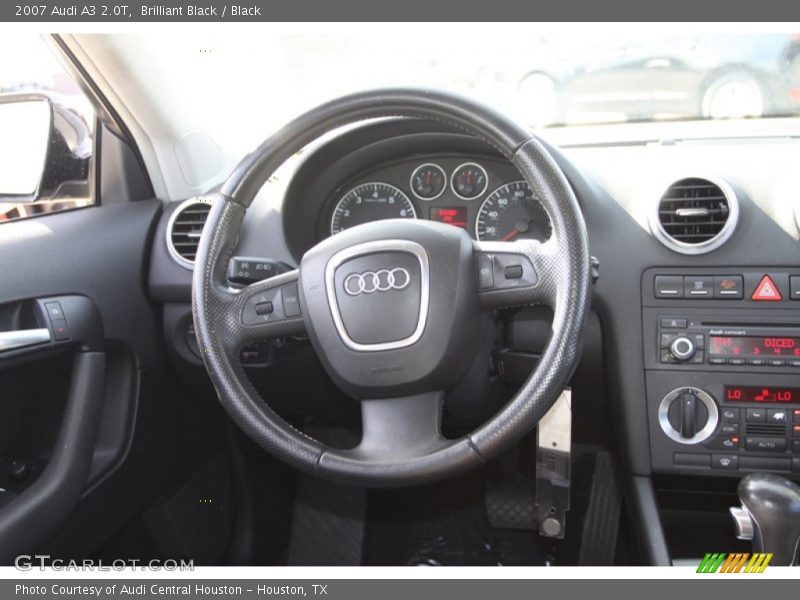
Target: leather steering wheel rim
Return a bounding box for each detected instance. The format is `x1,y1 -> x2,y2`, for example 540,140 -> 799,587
192,88 -> 591,487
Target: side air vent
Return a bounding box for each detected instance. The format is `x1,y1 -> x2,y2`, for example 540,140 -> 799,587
166,197 -> 213,269
651,175 -> 739,255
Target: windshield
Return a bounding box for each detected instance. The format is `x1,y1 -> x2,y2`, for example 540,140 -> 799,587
32,28 -> 800,197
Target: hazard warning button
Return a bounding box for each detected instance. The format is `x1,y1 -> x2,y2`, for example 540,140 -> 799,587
752,275 -> 783,301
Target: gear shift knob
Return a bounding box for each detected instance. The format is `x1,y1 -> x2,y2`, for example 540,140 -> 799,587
734,473 -> 800,566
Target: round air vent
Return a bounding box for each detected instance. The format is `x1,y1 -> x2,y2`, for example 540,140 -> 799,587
166,197 -> 213,269
650,175 -> 739,255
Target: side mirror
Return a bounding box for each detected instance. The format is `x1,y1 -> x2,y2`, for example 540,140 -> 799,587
0,93 -> 91,203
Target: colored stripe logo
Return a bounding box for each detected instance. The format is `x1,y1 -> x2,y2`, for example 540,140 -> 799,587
697,552 -> 772,573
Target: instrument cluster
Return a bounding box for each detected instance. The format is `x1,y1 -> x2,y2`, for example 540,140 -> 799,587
326,156 -> 552,243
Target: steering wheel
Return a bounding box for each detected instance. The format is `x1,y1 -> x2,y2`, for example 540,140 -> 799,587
192,89 -> 591,487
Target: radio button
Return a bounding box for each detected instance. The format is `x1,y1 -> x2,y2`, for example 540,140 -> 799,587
685,276 -> 713,298
711,454 -> 739,470
748,358 -> 766,366
768,359 -> 786,367
655,277 -> 684,299
670,337 -> 696,362
793,440 -> 800,454
794,424 -> 800,438
745,436 -> 786,453
721,408 -> 740,422
660,317 -> 687,329
693,334 -> 705,349
793,409 -> 800,423
789,359 -> 800,367
793,457 -> 800,473
709,357 -> 727,365
660,333 -> 679,348
714,275 -> 744,299
766,409 -> 789,425
746,408 -> 767,423
727,358 -> 746,366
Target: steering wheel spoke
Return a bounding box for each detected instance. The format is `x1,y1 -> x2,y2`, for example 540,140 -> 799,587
474,238 -> 559,310
354,391 -> 447,460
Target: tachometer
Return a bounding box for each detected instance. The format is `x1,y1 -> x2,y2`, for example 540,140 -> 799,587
330,182 -> 417,235
475,181 -> 551,242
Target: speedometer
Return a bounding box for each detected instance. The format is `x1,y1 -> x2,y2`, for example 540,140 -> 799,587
330,182 -> 417,235
475,181 -> 551,242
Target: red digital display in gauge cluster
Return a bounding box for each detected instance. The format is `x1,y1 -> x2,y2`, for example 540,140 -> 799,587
709,336 -> 800,357
724,385 -> 800,404
429,207 -> 468,228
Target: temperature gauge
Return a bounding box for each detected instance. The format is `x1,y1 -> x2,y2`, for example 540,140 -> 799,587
451,162 -> 488,200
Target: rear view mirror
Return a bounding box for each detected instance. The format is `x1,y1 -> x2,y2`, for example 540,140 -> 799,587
0,95 -> 52,201
0,93 -> 92,203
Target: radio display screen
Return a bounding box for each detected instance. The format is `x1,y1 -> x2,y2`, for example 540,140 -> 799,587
724,385 -> 800,404
709,335 -> 800,357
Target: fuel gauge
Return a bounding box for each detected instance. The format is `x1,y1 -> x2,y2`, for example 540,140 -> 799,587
410,163 -> 447,200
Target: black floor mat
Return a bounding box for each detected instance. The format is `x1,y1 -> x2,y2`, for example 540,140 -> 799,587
364,469 -> 555,566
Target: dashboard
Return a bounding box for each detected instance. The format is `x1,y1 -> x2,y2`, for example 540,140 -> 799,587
149,116 -> 800,488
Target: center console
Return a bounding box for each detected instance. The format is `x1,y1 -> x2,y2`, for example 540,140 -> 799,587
643,268 -> 800,478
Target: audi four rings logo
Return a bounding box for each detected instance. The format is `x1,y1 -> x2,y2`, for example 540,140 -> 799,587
344,268 -> 411,296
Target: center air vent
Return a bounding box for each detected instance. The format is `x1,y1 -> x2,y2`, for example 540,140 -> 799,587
651,175 -> 739,255
166,197 -> 213,269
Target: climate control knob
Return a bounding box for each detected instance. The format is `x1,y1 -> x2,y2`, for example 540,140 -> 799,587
669,336 -> 696,362
658,386 -> 719,444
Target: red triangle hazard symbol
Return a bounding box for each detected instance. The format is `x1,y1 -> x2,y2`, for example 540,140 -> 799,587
752,275 -> 782,301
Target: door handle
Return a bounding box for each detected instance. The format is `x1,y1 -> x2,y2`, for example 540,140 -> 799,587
0,328 -> 51,352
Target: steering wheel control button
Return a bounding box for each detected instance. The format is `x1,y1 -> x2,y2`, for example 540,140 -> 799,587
282,283 -> 301,317
476,254 -> 495,289
243,289 -> 285,325
655,276 -> 684,298
504,264 -> 524,280
714,275 -> 744,299
491,253 -> 537,289
254,301 -> 274,316
684,275 -> 713,298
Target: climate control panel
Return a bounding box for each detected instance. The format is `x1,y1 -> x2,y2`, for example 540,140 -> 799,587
648,375 -> 800,477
